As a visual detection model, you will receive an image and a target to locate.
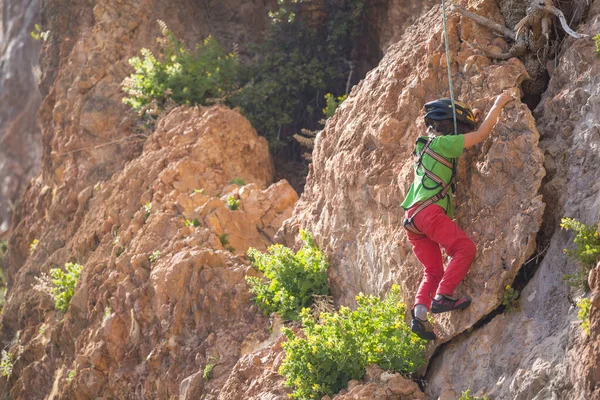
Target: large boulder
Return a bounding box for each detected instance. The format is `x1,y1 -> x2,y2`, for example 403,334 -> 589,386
426,4 -> 600,399
279,0 -> 545,341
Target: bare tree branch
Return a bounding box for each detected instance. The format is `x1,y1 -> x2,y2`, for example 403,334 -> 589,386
451,4 -> 516,40
546,5 -> 589,39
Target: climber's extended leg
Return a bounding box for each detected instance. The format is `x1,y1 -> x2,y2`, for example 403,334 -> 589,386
410,204 -> 476,314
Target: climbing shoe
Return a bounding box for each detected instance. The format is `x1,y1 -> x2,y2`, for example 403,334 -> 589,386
411,309 -> 437,341
431,295 -> 471,314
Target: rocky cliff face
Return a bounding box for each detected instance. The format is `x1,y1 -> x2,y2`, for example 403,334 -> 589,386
0,0 -> 42,236
280,0 -> 545,341
280,0 -> 599,398
0,105 -> 298,399
1,0 -> 599,399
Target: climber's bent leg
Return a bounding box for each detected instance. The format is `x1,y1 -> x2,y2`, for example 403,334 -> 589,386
412,205 -> 476,298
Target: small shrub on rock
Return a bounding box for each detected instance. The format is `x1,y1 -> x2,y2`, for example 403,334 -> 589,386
122,21 -> 238,119
502,285 -> 519,312
246,230 -> 328,321
459,389 -> 489,400
577,297 -> 591,335
279,285 -> 426,399
560,218 -> 600,290
33,263 -> 83,312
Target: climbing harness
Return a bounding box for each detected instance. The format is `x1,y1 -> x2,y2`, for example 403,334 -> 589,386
403,0 -> 461,237
403,137 -> 456,236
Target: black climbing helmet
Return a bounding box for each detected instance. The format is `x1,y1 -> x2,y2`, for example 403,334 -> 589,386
424,98 -> 476,130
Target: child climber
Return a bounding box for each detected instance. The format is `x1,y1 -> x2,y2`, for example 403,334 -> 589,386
402,90 -> 514,340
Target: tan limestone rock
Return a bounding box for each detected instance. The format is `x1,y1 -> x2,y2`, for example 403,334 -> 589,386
0,105 -> 297,398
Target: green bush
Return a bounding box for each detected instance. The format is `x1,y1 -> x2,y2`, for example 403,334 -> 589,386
246,230 -> 328,321
594,33 -> 600,57
459,389 -> 488,400
323,93 -> 348,118
279,285 -> 426,399
51,263 -> 83,312
122,21 -> 238,118
502,285 -> 519,312
33,263 -> 83,312
560,218 -> 600,289
226,196 -> 240,211
0,350 -> 13,378
577,297 -> 591,335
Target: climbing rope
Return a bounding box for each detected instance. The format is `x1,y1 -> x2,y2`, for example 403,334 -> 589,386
441,0 -> 460,186
441,0 -> 458,136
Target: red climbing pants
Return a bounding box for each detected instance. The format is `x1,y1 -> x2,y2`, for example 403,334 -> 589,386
405,204 -> 476,309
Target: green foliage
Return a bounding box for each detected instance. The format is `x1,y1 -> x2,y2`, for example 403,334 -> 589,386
203,363 -> 215,380
246,230 -> 329,321
502,285 -> 519,312
116,247 -> 125,258
193,188 -> 206,195
279,285 -> 426,399
323,93 -> 348,118
226,196 -> 240,211
149,250 -> 161,263
594,33 -> 600,57
39,325 -> 46,335
459,389 -> 489,400
67,370 -> 76,383
219,233 -> 229,246
230,177 -> 246,186
185,218 -> 200,227
30,24 -> 50,41
122,21 -> 238,119
103,307 -> 112,322
0,351 -> 13,378
577,297 -> 592,335
29,238 -> 39,254
52,263 -> 83,312
560,218 -> 600,290
230,0 -> 365,147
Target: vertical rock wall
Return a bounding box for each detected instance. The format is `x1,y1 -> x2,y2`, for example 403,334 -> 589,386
0,0 -> 42,236
425,3 -> 600,399
279,0 -> 545,342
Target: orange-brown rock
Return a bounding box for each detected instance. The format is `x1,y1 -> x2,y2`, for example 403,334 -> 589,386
0,105 -> 298,398
279,0 -> 545,343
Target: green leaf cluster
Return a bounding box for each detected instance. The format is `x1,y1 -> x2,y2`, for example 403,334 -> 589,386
577,297 -> 591,335
122,22 -> 238,118
560,218 -> 600,289
459,389 -> 489,400
50,263 -> 83,312
0,350 -> 13,378
323,93 -> 348,118
226,196 -> 240,211
279,285 -> 426,399
246,230 -> 328,321
502,285 -> 519,313
594,33 -> 600,57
